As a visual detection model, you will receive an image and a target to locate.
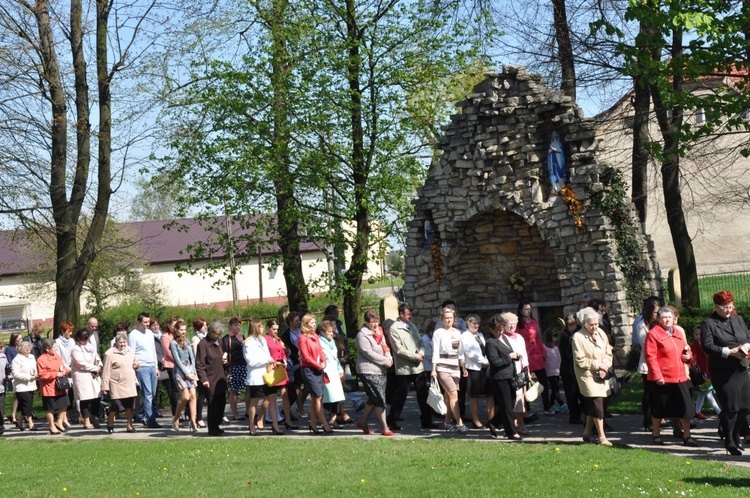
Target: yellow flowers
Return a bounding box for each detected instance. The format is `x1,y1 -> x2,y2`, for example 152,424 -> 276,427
63,488 -> 67,492
361,479 -> 366,483
509,273 -> 526,292
560,184 -> 585,234
593,464 -> 599,470
555,447 -> 560,452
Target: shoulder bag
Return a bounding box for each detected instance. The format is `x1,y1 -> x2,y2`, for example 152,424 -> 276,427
427,377 -> 447,415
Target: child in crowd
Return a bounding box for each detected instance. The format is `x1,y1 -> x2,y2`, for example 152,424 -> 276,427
690,325 -> 721,420
543,329 -> 567,414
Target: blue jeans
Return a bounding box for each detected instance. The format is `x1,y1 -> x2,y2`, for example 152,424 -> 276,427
136,365 -> 158,424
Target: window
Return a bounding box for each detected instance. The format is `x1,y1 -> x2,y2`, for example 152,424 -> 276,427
695,108 -> 705,124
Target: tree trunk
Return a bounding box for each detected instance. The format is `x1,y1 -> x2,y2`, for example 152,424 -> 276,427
631,21 -> 652,225
270,0 -> 309,314
342,0 -> 368,336
551,0 -> 576,100
649,25 -> 700,308
34,0 -> 113,335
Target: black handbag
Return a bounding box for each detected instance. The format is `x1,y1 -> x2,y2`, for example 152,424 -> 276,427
3,377 -> 13,392
689,364 -> 707,387
55,376 -> 72,391
512,365 -> 530,390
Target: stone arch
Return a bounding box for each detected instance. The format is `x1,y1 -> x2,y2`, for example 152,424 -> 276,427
403,66 -> 662,364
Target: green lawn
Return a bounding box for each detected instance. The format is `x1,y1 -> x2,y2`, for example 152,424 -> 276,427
0,438 -> 748,497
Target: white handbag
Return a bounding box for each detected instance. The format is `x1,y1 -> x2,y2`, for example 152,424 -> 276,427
427,377 -> 447,415
524,377 -> 544,403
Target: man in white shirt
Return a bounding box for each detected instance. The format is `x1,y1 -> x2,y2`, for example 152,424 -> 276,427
129,312 -> 161,428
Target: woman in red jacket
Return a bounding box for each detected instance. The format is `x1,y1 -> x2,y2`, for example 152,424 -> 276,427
645,307 -> 696,446
298,314 -> 333,434
37,339 -> 71,434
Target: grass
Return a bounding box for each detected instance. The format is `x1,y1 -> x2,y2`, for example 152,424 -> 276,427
0,437 -> 748,497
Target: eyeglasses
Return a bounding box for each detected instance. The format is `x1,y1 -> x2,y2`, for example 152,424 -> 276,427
718,304 -> 735,311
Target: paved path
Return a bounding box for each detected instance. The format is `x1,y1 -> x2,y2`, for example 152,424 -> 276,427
4,394 -> 749,468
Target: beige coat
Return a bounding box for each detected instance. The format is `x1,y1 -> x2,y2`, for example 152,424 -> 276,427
572,329 -> 613,398
71,344 -> 102,402
101,346 -> 138,400
388,319 -> 425,376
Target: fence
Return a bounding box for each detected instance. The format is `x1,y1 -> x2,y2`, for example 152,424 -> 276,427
698,271 -> 750,308
663,270 -> 750,309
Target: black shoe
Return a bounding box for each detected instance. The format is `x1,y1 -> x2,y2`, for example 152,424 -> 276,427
672,429 -> 684,439
387,422 -> 402,431
147,422 -> 163,429
126,427 -> 137,433
208,429 -> 223,436
421,422 -> 440,429
735,437 -> 745,451
487,423 -> 498,438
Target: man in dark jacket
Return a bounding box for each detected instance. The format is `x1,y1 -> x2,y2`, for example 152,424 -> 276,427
196,321 -> 228,436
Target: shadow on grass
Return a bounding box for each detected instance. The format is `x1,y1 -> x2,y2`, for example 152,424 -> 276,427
683,477 -> 750,487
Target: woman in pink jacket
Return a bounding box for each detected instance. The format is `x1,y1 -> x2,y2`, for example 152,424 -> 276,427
645,307 -> 696,447
517,302 -> 552,414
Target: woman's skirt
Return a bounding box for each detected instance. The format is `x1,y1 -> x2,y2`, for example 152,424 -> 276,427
42,393 -> 70,412
229,364 -> 247,392
711,367 -> 750,412
175,371 -> 196,390
16,391 -> 34,417
466,368 -> 488,397
110,396 -> 137,413
650,381 -> 693,420
246,384 -> 268,399
302,366 -> 325,398
359,373 -> 387,408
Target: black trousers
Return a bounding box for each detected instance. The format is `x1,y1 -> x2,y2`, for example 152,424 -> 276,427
532,369 -> 551,410
561,369 -> 582,422
641,374 -> 652,427
204,379 -> 227,432
489,378 -> 517,437
388,374 -> 416,423
164,368 -> 179,416
415,372 -> 432,425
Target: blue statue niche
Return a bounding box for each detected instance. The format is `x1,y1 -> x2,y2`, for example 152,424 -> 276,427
547,131 -> 566,194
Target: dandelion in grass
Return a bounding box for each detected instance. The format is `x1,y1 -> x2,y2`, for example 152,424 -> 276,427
163,467 -> 168,471
361,479 -> 366,483
555,447 -> 560,452
63,488 -> 67,492
593,464 -> 599,469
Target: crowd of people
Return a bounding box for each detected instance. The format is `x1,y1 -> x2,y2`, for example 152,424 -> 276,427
0,292 -> 748,452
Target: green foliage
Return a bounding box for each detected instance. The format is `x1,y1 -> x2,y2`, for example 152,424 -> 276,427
586,167 -> 651,312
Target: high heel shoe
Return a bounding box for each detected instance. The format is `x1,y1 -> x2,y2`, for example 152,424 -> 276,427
14,420 -> 24,432
726,446 -> 742,456
284,422 -> 299,430
323,427 -> 334,435
55,423 -> 66,433
49,428 -> 61,435
308,425 -> 321,435
650,434 -> 665,445
487,423 -> 498,438
683,437 -> 698,447
380,429 -> 393,436
255,415 -> 264,430
171,423 -> 180,432
106,426 -> 114,434
247,427 -> 258,436
272,426 -> 285,435
356,421 -> 372,435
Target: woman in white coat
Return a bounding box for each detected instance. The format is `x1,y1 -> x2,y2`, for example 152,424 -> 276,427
12,341 -> 39,431
244,319 -> 281,435
71,329 -> 103,430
